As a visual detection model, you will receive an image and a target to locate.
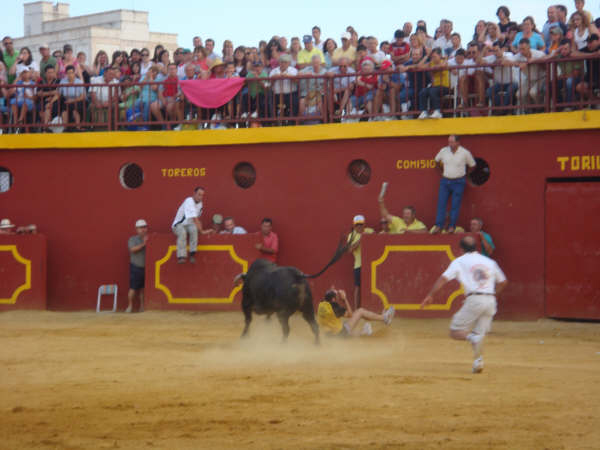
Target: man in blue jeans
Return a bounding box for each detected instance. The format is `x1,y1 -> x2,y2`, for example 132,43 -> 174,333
430,135 -> 476,234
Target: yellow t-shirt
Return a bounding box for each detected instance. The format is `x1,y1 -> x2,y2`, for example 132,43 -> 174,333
317,301 -> 344,334
297,48 -> 325,65
430,61 -> 449,88
332,46 -> 357,65
388,216 -> 427,234
347,228 -> 374,269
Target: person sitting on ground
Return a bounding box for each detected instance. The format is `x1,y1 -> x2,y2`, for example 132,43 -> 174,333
469,217 -> 495,257
220,216 -> 247,234
317,288 -> 395,337
378,195 -> 427,234
127,219 -> 148,313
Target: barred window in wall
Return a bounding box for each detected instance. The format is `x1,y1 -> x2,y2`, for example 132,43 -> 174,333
0,167 -> 13,192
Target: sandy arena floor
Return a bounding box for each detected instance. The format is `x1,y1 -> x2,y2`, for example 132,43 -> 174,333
0,310 -> 599,449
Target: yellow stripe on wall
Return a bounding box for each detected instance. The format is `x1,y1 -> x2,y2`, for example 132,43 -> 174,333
1,110 -> 598,150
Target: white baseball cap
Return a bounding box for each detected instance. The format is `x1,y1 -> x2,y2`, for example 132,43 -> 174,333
0,218 -> 15,229
341,32 -> 352,40
135,219 -> 148,228
353,215 -> 365,224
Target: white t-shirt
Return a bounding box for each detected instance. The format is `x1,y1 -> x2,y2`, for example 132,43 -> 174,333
270,66 -> 298,94
220,226 -> 247,235
435,146 -> 476,179
433,36 -> 454,54
482,53 -> 518,84
16,61 -> 39,77
367,50 -> 386,66
172,197 -> 203,228
442,251 -> 507,295
513,49 -> 546,83
90,75 -> 118,103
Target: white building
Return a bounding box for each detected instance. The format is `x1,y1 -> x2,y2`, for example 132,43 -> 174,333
13,2 -> 178,64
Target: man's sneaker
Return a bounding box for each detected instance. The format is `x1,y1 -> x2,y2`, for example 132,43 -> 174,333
430,109 -> 442,119
124,305 -> 132,313
418,111 -> 429,119
361,322 -> 373,336
189,254 -> 196,264
429,225 -> 441,234
472,357 -> 484,373
177,257 -> 186,264
383,306 -> 395,325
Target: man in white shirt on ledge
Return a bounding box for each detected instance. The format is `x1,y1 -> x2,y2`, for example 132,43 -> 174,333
171,187 -> 214,264
430,135 -> 476,234
421,235 -> 508,373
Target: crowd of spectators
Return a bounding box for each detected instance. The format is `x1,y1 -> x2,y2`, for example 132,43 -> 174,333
1,1 -> 599,132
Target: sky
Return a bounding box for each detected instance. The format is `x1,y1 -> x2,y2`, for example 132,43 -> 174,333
2,0 -> 599,52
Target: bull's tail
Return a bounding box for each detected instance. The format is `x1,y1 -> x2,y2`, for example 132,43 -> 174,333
233,273 -> 247,286
304,232 -> 353,279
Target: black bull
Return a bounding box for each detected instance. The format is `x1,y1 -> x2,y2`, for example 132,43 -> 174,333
234,236 -> 351,344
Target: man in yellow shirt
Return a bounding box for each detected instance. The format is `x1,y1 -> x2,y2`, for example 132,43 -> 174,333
347,214 -> 374,308
332,32 -> 357,67
297,35 -> 325,70
317,288 -> 395,337
378,197 -> 427,234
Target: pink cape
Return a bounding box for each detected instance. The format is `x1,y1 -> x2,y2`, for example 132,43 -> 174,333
179,78 -> 245,108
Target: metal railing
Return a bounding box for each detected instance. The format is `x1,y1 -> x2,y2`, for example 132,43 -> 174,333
0,54 -> 598,134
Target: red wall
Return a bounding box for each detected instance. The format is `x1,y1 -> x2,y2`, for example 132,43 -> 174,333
0,129 -> 599,317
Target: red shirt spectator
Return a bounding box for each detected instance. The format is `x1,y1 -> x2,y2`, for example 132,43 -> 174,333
390,30 -> 410,64
256,218 -> 278,262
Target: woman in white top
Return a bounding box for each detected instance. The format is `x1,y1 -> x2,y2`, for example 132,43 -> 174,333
569,11 -> 599,50
139,48 -> 152,78
9,47 -> 39,81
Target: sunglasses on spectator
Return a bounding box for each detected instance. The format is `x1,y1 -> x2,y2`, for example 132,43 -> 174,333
142,53 -> 149,56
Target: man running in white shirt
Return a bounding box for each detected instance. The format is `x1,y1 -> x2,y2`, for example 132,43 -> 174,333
421,236 -> 508,373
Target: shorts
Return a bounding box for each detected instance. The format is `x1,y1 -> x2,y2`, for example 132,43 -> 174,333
129,263 -> 145,290
450,294 -> 496,335
351,91 -> 374,109
353,267 -> 361,287
10,98 -> 34,110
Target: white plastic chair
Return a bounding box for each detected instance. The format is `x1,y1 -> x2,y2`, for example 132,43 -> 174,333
96,284 -> 118,313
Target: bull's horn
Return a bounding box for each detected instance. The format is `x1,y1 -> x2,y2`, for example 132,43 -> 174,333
233,273 -> 246,285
